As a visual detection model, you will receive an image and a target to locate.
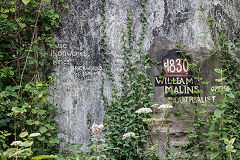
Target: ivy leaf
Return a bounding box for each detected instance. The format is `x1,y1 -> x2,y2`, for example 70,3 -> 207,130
227,93 -> 234,98
49,138 -> 60,144
19,22 -> 26,29
26,119 -> 34,125
9,8 -> 15,12
214,109 -> 224,119
34,120 -> 40,125
210,152 -> 219,160
39,126 -> 48,134
37,136 -> 45,141
214,68 -> 221,73
22,0 -> 31,5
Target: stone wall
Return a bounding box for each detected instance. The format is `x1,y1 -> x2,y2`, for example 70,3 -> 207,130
51,0 -> 240,151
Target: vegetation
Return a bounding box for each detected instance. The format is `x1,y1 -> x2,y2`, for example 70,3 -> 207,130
0,0 -> 239,160
0,0 -> 67,159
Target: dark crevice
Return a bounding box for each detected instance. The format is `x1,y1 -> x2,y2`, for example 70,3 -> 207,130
162,0 -> 171,34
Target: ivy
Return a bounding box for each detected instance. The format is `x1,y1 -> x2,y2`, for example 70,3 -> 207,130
182,5 -> 240,160
99,0 -> 157,159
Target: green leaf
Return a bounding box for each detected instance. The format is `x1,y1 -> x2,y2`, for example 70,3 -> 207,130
230,138 -> 235,145
214,68 -> 227,74
215,77 -> 226,82
23,102 -> 31,108
39,126 -> 48,134
214,68 -> 221,74
10,1 -> 15,5
12,148 -> 32,156
150,104 -> 159,108
19,141 -> 33,147
12,107 -> 27,113
64,4 -> 69,9
227,93 -> 234,98
19,132 -> 28,138
29,133 -> 41,137
34,121 -> 40,125
3,148 -> 18,157
1,8 -> 9,13
210,152 -> 219,160
42,97 -> 47,103
37,136 -> 45,141
19,23 -> 26,29
193,123 -> 200,127
1,14 -> 8,18
0,156 -> 7,160
49,138 -> 60,144
22,0 -> 31,5
9,8 -> 15,12
32,155 -> 57,160
26,120 -> 34,125
187,133 -> 198,139
214,109 -> 224,119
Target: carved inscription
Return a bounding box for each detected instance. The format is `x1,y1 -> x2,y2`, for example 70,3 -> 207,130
155,49 -> 219,104
166,85 -> 230,103
163,58 -> 189,77
51,42 -> 102,80
155,77 -> 199,96
167,96 -> 216,104
155,49 -> 199,97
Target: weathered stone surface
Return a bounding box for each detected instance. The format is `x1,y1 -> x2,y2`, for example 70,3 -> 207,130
148,36 -> 223,153
51,0 -> 240,151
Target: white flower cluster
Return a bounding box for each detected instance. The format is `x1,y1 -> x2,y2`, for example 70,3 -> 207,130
92,124 -> 104,134
122,132 -> 136,140
158,104 -> 173,109
135,107 -> 153,114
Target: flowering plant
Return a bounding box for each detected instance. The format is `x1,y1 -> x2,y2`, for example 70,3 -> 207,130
91,124 -> 104,134
135,108 -> 153,114
158,104 -> 173,109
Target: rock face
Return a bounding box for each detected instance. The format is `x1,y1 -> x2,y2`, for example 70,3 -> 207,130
52,0 -> 240,151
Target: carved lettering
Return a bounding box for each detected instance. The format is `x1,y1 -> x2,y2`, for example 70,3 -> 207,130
51,42 -> 103,80
167,96 -> 216,104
